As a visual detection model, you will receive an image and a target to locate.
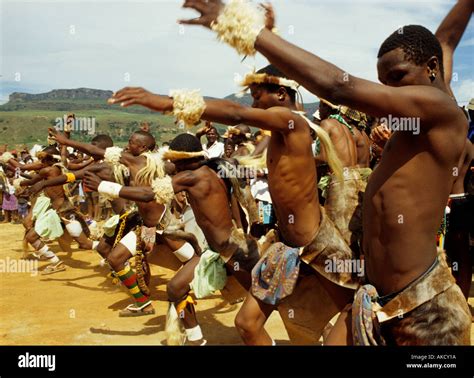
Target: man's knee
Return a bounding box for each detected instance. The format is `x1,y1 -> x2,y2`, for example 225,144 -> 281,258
25,229 -> 39,244
96,242 -> 111,259
235,311 -> 260,335
167,279 -> 187,303
106,246 -> 131,271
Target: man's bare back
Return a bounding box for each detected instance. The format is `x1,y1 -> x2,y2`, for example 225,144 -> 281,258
319,118 -> 358,167
353,128 -> 371,168
173,165 -> 234,255
40,165 -> 68,210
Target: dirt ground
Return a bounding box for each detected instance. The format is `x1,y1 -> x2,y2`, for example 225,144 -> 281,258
0,223 -> 289,345
1,223 -> 473,345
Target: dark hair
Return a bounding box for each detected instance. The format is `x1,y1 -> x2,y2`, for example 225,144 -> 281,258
256,65 -> 297,103
91,134 -> 113,148
133,130 -> 156,151
169,133 -> 203,153
42,146 -> 60,155
378,25 -> 444,76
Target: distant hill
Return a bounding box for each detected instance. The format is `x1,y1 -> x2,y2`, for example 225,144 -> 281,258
8,88 -> 113,102
0,88 -> 320,147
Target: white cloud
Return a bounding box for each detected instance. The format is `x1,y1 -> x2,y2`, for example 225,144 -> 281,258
0,0 -> 472,104
453,79 -> 474,106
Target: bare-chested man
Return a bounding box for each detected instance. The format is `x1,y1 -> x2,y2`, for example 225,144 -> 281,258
105,63 -> 356,346
29,134 -> 129,261
180,0 -> 471,345
84,133 -> 260,345
18,146 -> 95,274
49,129 -> 194,316
315,99 -> 367,255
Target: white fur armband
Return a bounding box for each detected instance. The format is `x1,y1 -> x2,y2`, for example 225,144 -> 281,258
104,147 -> 123,165
151,176 -> 175,205
0,152 -> 14,164
169,89 -> 206,129
98,181 -> 123,199
211,0 -> 265,56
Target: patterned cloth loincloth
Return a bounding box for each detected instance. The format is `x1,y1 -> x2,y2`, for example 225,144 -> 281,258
251,242 -> 300,305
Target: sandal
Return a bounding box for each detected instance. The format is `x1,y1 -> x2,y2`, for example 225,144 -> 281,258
119,302 -> 155,317
41,261 -> 66,275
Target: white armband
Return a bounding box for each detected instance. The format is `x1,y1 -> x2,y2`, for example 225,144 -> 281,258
98,181 -> 123,199
169,89 -> 206,129
211,0 -> 265,56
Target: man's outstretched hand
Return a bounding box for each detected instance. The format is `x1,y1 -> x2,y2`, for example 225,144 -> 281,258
108,87 -> 171,112
83,171 -> 102,192
179,0 -> 224,28
48,128 -> 69,145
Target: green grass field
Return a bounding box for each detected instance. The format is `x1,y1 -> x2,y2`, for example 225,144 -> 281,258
0,108 -> 187,148
0,91 -> 318,149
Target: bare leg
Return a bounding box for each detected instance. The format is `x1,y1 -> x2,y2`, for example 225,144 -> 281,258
167,255 -> 201,330
235,292 -> 276,345
448,231 -> 471,299
25,228 -> 64,273
96,238 -> 112,259
325,306 -> 353,345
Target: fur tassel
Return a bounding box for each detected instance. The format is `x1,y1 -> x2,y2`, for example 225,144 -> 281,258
135,151 -> 167,186
165,303 -> 186,346
104,147 -> 129,185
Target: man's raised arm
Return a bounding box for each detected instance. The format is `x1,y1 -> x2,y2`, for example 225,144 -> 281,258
435,0 -> 474,94
49,128 -> 106,159
180,0 -> 456,124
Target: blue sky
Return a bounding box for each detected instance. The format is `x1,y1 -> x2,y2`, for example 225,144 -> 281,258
1,0 -> 473,105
